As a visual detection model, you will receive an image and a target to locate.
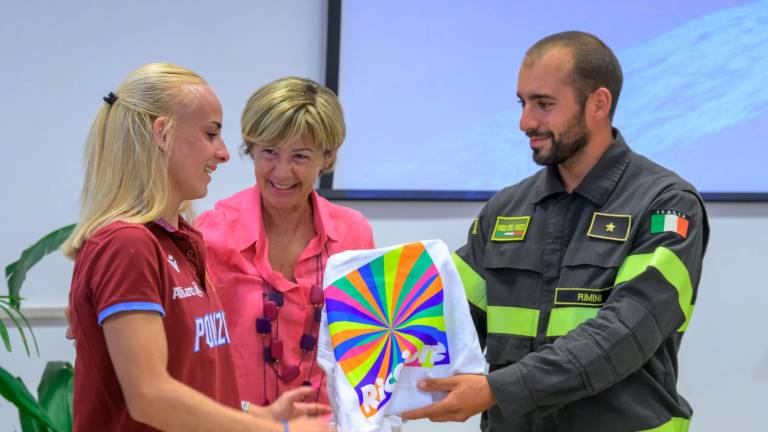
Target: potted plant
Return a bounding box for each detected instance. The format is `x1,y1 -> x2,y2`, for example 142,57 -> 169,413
2,224 -> 75,432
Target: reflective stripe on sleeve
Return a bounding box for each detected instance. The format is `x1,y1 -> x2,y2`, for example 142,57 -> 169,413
488,306 -> 540,337
546,307 -> 599,337
639,417 -> 690,432
452,252 -> 487,312
678,304 -> 695,332
614,247 -> 693,332
97,302 -> 165,325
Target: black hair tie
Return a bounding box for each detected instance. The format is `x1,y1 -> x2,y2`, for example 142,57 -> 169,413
103,92 -> 118,106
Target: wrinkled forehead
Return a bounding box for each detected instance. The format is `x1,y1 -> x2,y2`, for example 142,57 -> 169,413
259,130 -> 319,151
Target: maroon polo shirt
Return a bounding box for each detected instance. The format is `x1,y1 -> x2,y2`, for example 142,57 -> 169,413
69,219 -> 240,431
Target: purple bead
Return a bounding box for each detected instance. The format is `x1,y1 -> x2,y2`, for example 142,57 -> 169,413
300,334 -> 316,351
313,307 -> 322,323
256,317 -> 271,334
281,365 -> 300,382
270,340 -> 284,359
268,291 -> 284,307
309,285 -> 324,305
263,301 -> 278,320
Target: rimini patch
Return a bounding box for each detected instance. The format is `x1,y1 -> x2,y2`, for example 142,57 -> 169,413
554,287 -> 613,307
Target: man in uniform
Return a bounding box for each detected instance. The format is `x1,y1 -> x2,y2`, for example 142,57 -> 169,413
403,31 -> 708,431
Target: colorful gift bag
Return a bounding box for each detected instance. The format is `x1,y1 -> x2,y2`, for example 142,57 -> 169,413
317,240 -> 485,432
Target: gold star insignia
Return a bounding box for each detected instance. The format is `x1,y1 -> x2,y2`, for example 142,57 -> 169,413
605,222 -> 616,232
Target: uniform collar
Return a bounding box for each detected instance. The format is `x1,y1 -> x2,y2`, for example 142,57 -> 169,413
147,217 -> 205,255
233,186 -> 339,252
530,164 -> 567,204
574,129 -> 631,207
149,216 -> 196,236
530,128 -> 631,207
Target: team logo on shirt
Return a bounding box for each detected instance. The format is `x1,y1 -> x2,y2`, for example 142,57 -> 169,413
172,282 -> 204,300
194,310 -> 231,352
167,254 -> 180,273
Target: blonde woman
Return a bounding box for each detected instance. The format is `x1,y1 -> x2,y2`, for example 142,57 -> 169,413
63,64 -> 331,432
196,77 -> 374,407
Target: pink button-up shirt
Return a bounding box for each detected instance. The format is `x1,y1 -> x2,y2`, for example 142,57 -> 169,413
195,186 -> 374,406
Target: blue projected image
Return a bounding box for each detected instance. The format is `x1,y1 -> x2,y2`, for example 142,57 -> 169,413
332,0 -> 767,195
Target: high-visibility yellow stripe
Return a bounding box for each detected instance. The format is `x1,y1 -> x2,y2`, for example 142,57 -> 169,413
488,306 -> 539,337
452,253 -> 487,312
614,247 -> 693,332
546,307 -> 599,337
678,304 -> 695,332
457,247 -> 694,340
639,417 -> 690,432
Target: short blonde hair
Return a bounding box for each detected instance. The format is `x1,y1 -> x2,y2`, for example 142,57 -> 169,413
240,77 -> 345,173
62,63 -> 206,258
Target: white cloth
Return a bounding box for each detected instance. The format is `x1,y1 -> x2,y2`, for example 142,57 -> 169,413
318,240 -> 485,432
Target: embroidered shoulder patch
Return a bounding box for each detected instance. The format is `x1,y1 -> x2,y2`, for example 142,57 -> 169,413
650,209 -> 689,239
587,212 -> 632,242
491,216 -> 530,241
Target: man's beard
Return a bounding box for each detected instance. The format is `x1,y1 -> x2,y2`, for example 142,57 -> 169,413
527,109 -> 590,166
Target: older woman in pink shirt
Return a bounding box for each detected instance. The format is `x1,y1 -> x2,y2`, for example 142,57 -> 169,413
196,77 -> 374,408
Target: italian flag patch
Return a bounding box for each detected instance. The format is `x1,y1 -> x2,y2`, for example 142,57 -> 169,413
650,210 -> 689,239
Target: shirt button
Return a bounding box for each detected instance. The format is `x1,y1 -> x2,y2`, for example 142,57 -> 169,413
185,250 -> 194,257
299,304 -> 305,311
293,347 -> 300,354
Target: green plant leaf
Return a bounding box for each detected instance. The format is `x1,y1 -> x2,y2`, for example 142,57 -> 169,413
13,300 -> 40,355
0,366 -> 59,432
0,303 -> 32,356
5,224 -> 76,309
0,316 -> 10,352
0,296 -> 40,355
20,412 -> 47,432
37,362 -> 73,432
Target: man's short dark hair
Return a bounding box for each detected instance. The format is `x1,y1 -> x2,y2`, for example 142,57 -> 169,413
525,31 -> 623,119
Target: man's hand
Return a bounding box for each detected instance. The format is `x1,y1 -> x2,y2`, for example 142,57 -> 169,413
268,386 -> 332,421
401,374 -> 496,422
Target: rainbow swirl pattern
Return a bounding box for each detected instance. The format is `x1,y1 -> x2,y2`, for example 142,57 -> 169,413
325,242 -> 450,418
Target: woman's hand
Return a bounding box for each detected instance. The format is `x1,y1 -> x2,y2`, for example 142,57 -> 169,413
268,386 -> 332,421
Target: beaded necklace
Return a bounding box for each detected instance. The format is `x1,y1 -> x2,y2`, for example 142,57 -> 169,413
256,250 -> 326,405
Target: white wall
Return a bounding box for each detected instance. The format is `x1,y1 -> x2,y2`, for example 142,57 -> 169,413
2,1 -> 766,431
1,0 -> 329,309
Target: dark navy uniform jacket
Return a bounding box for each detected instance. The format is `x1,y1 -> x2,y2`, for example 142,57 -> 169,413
454,129 -> 708,432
